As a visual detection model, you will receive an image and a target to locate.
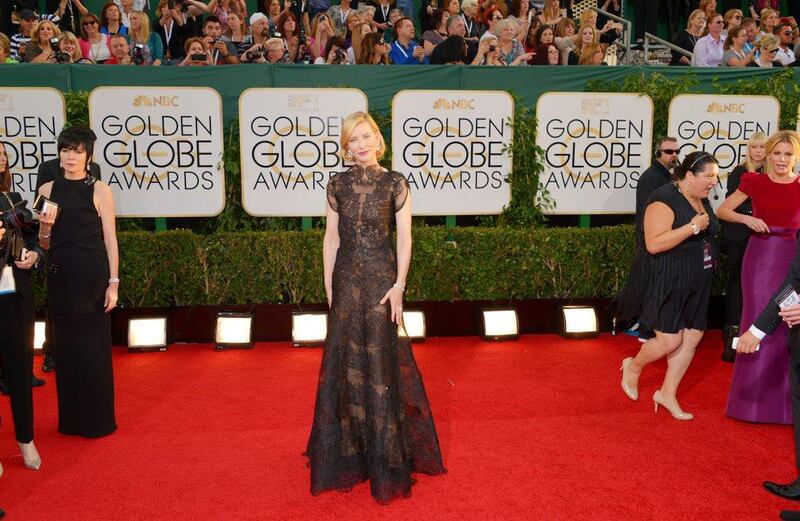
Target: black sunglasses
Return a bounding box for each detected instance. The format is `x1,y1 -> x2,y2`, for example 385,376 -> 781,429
659,148 -> 679,155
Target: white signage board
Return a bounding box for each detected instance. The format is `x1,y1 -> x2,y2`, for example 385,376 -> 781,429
669,94 -> 780,204
391,90 -> 513,215
239,88 -> 368,217
536,92 -> 654,215
89,86 -> 225,217
0,88 -> 65,205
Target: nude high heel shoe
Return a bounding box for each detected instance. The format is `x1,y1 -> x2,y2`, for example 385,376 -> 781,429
620,357 -> 639,401
19,441 -> 41,470
653,390 -> 693,421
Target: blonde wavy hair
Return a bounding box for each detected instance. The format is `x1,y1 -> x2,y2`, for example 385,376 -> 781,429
339,112 -> 386,161
764,130 -> 800,174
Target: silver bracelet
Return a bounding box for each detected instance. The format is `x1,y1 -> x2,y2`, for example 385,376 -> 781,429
393,283 -> 405,292
39,232 -> 51,239
109,277 -> 120,284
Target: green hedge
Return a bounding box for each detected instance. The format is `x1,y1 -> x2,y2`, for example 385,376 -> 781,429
31,226 -> 647,308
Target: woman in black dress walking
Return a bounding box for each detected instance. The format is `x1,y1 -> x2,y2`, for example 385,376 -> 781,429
619,151 -> 720,420
37,126 -> 119,438
306,112 -> 445,504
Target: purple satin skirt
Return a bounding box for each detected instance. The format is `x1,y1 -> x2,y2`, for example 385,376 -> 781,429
726,228 -> 797,424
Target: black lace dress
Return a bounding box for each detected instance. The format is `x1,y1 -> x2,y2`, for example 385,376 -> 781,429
306,164 -> 446,504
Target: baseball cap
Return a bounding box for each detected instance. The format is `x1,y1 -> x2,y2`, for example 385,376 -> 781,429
19,9 -> 38,21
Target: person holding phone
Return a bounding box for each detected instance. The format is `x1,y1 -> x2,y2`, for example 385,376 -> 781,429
721,130 -> 800,424
36,126 -> 119,439
178,36 -> 211,64
0,141 -> 44,471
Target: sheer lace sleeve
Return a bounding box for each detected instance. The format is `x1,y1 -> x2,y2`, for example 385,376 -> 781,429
392,172 -> 409,213
326,173 -> 339,212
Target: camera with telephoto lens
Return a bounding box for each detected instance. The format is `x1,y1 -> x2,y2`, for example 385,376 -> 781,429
1,201 -> 34,231
245,45 -> 264,61
332,48 -> 346,64
49,36 -> 72,63
131,42 -> 145,64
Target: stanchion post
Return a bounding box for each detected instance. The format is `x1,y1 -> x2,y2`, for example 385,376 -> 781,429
579,215 -> 590,228
446,215 -> 456,241
302,217 -> 312,231
155,218 -> 167,232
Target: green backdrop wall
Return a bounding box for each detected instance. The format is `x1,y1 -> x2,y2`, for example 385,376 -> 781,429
0,63 -> 792,124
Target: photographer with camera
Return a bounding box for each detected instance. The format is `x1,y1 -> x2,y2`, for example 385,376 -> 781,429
24,20 -> 62,62
0,141 -> 45,472
471,33 -> 502,64
104,33 -> 133,63
178,36 -> 212,64
154,0 -> 186,63
308,12 -> 334,60
78,14 -> 112,63
128,10 -> 162,64
314,35 -> 348,63
203,15 -> 240,64
238,12 -> 270,61
58,31 -> 92,63
37,126 -> 118,439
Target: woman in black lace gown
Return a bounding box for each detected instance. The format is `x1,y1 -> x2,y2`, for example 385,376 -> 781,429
306,112 -> 446,504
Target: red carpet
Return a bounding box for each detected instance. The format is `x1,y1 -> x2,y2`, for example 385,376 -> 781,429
0,332 -> 792,520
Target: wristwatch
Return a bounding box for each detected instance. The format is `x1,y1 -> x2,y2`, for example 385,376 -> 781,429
690,222 -> 700,235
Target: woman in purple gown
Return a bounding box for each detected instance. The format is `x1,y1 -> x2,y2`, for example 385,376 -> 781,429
718,130 -> 800,424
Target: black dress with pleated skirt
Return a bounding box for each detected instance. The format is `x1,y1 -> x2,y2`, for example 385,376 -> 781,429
638,183 -> 719,334
305,165 -> 446,504
48,175 -> 116,438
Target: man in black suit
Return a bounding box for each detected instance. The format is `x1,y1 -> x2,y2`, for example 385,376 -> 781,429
33,155 -> 101,373
737,242 -> 800,514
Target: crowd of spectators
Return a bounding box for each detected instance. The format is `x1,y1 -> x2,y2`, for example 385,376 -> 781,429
2,1 -> 799,67
0,0 -> 633,66
669,4 -> 800,67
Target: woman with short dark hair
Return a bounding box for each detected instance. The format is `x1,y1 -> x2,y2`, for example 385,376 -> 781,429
37,126 -> 119,438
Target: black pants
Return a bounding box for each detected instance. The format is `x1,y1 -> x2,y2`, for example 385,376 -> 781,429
0,292 -> 34,444
790,328 -> 800,474
722,237 -> 748,327
634,0 -> 659,41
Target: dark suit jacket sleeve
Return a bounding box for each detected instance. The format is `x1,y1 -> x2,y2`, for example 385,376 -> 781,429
753,246 -> 800,334
635,166 -> 662,218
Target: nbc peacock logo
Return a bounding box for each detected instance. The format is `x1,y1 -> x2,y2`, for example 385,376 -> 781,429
432,98 -> 476,110
707,102 -> 745,114
132,95 -> 179,108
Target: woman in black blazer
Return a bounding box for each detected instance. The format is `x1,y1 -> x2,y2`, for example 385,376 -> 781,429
0,142 -> 44,471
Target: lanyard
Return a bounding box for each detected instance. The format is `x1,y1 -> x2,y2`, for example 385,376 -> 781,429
462,14 -> 472,35
164,21 -> 173,46
340,8 -> 350,24
380,3 -> 390,20
394,41 -> 409,58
